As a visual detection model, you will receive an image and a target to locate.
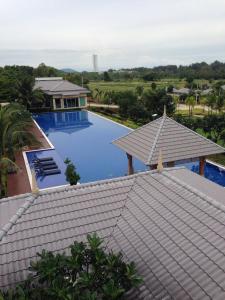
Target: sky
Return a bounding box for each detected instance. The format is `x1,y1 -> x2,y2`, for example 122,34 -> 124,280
0,0 -> 225,70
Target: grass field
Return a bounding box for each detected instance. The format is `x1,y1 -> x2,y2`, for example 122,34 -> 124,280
88,79 -> 187,94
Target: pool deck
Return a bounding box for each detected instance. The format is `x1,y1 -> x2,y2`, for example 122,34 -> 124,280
7,121 -> 51,197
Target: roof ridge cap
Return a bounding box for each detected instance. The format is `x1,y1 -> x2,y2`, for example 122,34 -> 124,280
147,114 -> 167,165
51,80 -> 64,91
168,116 -> 225,152
105,175 -> 138,248
162,170 -> 225,213
0,195 -> 37,241
112,117 -> 163,145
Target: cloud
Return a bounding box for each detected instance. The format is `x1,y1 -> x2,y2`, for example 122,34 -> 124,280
0,0 -> 224,69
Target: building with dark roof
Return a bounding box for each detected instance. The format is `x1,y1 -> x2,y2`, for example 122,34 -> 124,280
1,167 -> 225,299
35,77 -> 90,110
113,111 -> 225,175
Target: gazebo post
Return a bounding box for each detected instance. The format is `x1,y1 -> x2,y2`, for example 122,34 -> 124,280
126,153 -> 134,175
199,156 -> 206,176
149,164 -> 157,170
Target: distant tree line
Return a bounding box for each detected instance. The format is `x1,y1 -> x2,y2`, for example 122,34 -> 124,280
121,61 -> 225,81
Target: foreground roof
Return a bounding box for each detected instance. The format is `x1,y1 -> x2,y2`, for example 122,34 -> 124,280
35,77 -> 89,96
1,167 -> 225,299
113,113 -> 225,165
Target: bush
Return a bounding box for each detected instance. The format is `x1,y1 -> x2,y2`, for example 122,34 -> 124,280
64,158 -> 80,185
1,234 -> 142,300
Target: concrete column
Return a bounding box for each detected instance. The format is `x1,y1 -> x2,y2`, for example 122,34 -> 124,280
126,153 -> 134,175
52,98 -> 56,110
199,156 -> 205,176
60,98 -> 64,109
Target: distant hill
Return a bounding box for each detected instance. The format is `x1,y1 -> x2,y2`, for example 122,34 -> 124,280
60,68 -> 77,73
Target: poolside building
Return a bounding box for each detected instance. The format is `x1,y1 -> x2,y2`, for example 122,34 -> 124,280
113,110 -> 225,175
34,77 -> 90,110
1,167 -> 225,299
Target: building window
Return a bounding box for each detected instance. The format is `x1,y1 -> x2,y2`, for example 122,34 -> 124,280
55,98 -> 61,109
79,97 -> 86,106
64,98 -> 79,108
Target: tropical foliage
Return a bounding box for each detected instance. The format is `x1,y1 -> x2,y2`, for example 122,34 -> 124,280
64,158 -> 80,185
1,234 -> 142,300
174,114 -> 225,145
0,103 -> 39,197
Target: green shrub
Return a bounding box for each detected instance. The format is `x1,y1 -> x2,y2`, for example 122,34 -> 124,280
64,158 -> 80,185
1,234 -> 142,300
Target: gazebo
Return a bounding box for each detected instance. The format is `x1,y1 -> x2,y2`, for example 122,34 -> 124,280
113,110 -> 225,176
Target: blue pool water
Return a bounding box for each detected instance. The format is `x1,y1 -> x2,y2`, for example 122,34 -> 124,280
28,111 -> 146,188
183,161 -> 225,187
26,110 -> 225,189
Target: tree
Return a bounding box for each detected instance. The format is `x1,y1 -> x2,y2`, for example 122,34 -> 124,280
93,88 -> 104,103
215,94 -> 225,114
167,85 -> 174,93
202,114 -> 225,143
185,96 -> 196,116
1,234 -> 142,300
206,94 -> 216,114
0,104 -> 39,198
143,89 -> 175,117
142,72 -> 157,81
16,76 -> 45,109
103,71 -> 112,82
151,82 -> 157,90
33,63 -> 61,78
135,85 -> 144,102
127,103 -> 148,121
64,158 -> 80,185
116,91 -> 137,117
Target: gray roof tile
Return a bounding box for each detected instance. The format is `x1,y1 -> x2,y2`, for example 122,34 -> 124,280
113,114 -> 225,165
34,78 -> 90,96
1,168 -> 225,299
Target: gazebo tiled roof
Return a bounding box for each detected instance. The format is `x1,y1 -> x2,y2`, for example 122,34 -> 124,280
113,113 -> 225,166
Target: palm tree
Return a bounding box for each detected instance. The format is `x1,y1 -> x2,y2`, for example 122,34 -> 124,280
206,94 -> 216,114
0,103 -> 40,198
215,93 -> 225,114
93,88 -> 104,103
16,76 -> 45,109
185,96 -> 195,116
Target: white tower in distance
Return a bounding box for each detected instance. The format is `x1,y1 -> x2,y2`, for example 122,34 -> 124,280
93,54 -> 98,72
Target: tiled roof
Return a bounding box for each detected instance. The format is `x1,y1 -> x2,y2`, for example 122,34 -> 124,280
34,78 -> 90,96
113,114 -> 225,165
1,168 -> 225,299
173,88 -> 190,94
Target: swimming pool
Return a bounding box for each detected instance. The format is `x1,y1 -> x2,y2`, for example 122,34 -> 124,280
28,111 -> 146,188
26,110 -> 225,189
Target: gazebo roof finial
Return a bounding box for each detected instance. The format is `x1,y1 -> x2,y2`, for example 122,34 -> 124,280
157,150 -> 164,173
31,169 -> 39,194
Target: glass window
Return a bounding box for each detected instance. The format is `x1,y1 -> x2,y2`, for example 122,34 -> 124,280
80,97 -> 86,106
64,98 -> 79,108
55,98 -> 61,108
